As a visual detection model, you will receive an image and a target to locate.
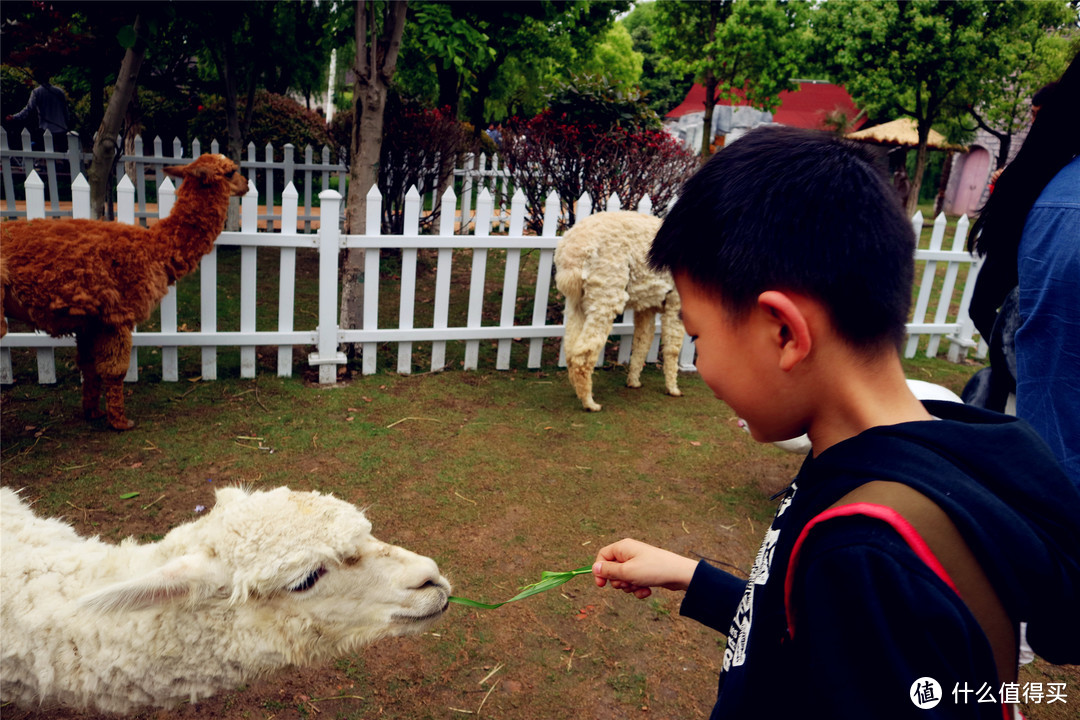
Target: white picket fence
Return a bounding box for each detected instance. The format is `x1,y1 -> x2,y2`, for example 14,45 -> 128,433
0,169 -> 983,387
0,128 -> 514,232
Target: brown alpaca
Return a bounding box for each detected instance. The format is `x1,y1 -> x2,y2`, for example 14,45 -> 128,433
0,154 -> 248,430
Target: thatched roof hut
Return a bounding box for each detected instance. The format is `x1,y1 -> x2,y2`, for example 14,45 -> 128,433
846,117 -> 966,151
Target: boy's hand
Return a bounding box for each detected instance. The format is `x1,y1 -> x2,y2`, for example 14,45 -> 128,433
593,539 -> 697,600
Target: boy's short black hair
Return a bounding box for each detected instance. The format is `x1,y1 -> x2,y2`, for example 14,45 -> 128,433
649,125 -> 915,351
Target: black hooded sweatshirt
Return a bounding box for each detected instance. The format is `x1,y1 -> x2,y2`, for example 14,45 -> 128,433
680,401 -> 1080,719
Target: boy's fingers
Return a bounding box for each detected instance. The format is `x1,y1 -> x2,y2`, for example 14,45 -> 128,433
593,560 -> 623,581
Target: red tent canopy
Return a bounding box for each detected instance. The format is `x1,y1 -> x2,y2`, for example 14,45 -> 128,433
666,81 -> 865,131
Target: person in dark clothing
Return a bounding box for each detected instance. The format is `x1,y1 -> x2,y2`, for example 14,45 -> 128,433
5,69 -> 71,153
591,126 -> 1080,719
965,54 -> 1080,481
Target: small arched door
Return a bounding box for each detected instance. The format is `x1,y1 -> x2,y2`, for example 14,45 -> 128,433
953,146 -> 992,217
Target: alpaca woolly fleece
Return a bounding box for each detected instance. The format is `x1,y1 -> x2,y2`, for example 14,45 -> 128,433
0,486 -> 450,713
555,210 -> 684,411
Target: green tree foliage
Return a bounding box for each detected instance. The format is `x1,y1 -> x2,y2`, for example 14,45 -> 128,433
811,0 -> 1071,214
577,23 -> 643,94
395,1 -> 628,130
963,0 -> 1076,169
652,0 -> 809,158
621,1 -> 695,116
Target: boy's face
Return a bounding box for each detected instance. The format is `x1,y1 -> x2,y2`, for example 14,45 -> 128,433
676,273 -> 804,444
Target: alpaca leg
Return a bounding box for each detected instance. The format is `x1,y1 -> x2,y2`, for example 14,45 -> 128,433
626,308 -> 657,389
566,308 -> 617,412
660,293 -> 685,397
93,327 -> 135,431
76,330 -> 105,420
563,295 -> 585,365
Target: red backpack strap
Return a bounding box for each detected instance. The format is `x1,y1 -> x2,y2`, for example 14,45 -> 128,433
784,502 -> 958,638
784,481 -> 1017,688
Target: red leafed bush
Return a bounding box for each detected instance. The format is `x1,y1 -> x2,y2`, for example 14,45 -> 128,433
378,101 -> 474,234
500,109 -> 696,233
333,99 -> 475,234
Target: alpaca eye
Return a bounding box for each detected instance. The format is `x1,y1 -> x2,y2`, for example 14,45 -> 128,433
289,567 -> 326,592
225,170 -> 236,178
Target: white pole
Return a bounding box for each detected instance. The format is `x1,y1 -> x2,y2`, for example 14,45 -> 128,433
325,49 -> 337,125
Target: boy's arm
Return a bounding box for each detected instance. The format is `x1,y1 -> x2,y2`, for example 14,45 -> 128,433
792,517 -> 1001,719
679,561 -> 748,634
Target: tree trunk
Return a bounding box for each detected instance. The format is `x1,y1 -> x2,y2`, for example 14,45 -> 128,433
933,150 -> 954,218
88,15 -> 147,220
436,63 -> 462,119
995,135 -> 1011,170
699,70 -> 718,160
906,125 -> 932,217
339,0 -> 408,356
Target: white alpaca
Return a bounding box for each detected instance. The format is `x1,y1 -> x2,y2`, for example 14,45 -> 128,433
0,485 -> 450,714
750,379 -> 965,454
555,211 -> 684,411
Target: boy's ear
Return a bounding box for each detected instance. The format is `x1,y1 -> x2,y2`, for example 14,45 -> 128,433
757,291 -> 812,371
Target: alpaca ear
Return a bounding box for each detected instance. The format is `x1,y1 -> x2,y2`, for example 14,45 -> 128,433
163,162 -> 217,184
213,486 -> 249,507
78,554 -> 225,612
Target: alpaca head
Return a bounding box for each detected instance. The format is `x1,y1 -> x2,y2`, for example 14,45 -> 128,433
164,153 -> 249,198
80,486 -> 451,662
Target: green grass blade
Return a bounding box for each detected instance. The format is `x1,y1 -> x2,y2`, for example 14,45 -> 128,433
448,565 -> 592,610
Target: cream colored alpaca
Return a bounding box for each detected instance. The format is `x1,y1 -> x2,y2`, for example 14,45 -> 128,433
555,211 -> 683,411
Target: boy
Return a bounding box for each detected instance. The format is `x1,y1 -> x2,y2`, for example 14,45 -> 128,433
591,126 -> 1080,718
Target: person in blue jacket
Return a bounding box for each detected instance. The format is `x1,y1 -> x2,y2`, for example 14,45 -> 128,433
968,52 -> 1080,483
591,125 -> 1080,719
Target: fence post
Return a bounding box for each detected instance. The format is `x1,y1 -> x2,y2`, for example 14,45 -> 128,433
25,169 -> 45,219
72,173 -> 90,218
277,182 -> 299,377
464,189 -> 493,370
927,214 -> 969,358
113,174 -> 141,381
311,189 -> 343,384
577,192 -> 592,220
303,145 -> 315,233
431,187 -> 457,372
200,162 -> 218,379
158,178 -> 179,381
496,189 -> 527,370
66,132 -> 82,179
42,132 -> 60,215
949,219 -> 982,364
397,187 -> 422,374
1,128 -> 16,217
531,190 -> 561,369
460,153 -> 476,234
905,211 -> 929,357
362,185 -> 382,375
240,179 -> 259,378
264,142 -> 276,232
22,171 -> 57,383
